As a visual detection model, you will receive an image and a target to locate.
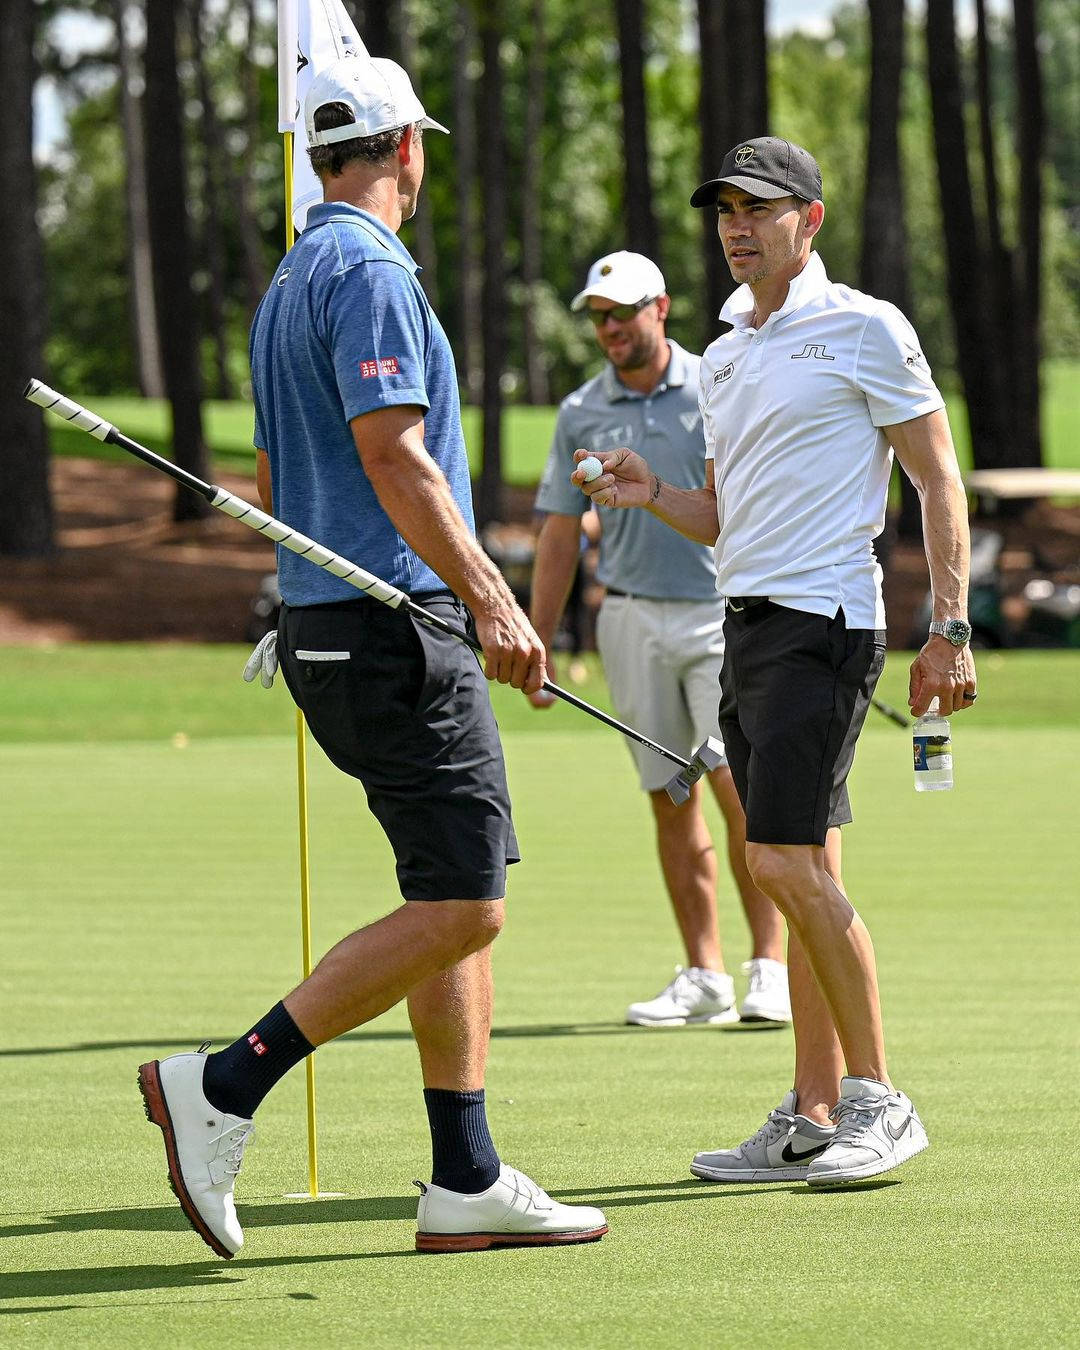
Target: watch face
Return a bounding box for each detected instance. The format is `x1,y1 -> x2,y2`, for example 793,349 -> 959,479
944,619 -> 972,646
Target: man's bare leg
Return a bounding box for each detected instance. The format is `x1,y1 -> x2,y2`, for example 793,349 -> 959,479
788,828 -> 845,1122
648,784 -> 724,971
745,839 -> 889,1088
285,899 -> 504,1046
408,946 -> 494,1090
707,765 -> 784,961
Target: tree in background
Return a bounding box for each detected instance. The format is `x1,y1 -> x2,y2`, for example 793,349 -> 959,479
614,0 -> 661,264
142,0 -> 211,520
520,0 -> 550,405
112,0 -> 163,398
187,0 -> 235,401
1011,0 -> 1044,468
926,0 -> 1010,472
862,0 -> 919,535
0,0 -> 52,557
697,0 -> 768,346
475,0 -> 508,527
450,1 -> 482,401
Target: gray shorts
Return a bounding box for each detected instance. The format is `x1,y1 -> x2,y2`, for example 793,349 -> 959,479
596,593 -> 727,793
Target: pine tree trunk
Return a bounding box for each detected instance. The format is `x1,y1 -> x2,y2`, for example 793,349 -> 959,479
614,0 -> 661,264
475,0 -> 507,527
1012,0 -> 1043,467
234,0 -> 268,319
143,0 -> 212,521
0,0 -> 52,556
114,0 -> 164,398
862,0 -> 920,535
452,2 -> 482,402
697,0 -> 768,347
188,0 -> 234,400
521,0 -> 549,405
925,0 -> 1009,472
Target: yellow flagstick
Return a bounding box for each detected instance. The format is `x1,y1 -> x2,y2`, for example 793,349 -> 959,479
283,129 -> 320,1201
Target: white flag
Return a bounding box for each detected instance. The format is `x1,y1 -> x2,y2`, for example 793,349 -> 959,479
277,0 -> 369,233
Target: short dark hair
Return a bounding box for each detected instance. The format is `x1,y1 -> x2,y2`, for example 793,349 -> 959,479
307,102 -> 419,177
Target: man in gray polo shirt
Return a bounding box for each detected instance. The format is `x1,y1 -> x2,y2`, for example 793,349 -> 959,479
529,251 -> 788,1028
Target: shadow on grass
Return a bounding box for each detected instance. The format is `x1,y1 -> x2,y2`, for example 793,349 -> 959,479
0,1193 -> 416,1242
1,1251 -> 414,1303
0,1019 -> 776,1059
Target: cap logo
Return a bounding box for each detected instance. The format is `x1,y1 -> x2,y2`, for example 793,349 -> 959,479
600,264 -> 613,276
734,146 -> 756,166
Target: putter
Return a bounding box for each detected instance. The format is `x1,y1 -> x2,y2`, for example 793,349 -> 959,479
25,379 -> 703,800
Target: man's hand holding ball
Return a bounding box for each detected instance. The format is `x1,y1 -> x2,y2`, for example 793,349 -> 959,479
571,447 -> 654,509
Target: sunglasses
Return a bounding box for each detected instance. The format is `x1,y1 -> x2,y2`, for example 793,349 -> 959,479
586,296 -> 657,326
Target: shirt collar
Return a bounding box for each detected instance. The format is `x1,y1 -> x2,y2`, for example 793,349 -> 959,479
303,202 -> 420,274
602,340 -> 689,403
719,250 -> 829,330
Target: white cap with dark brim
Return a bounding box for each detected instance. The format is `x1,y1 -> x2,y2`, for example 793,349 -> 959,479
304,55 -> 449,147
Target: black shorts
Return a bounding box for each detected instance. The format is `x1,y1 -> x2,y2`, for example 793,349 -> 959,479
718,602 -> 886,846
278,593 -> 519,902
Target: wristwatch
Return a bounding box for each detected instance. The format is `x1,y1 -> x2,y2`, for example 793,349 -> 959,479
929,618 -> 972,647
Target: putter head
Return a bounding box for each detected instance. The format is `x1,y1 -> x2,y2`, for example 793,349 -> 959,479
664,737 -> 725,805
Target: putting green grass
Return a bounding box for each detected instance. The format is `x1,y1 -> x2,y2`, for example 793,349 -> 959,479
39,357 -> 1080,484
1,647 -> 1077,1347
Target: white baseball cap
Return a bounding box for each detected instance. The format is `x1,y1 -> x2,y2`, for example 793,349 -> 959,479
304,56 -> 449,147
570,251 -> 667,312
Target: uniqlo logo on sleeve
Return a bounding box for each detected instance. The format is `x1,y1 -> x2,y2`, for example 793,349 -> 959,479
360,356 -> 401,378
247,1032 -> 267,1056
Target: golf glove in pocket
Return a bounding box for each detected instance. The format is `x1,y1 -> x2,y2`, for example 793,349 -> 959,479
243,632 -> 278,689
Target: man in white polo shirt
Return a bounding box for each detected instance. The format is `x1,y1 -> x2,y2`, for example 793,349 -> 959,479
530,252 -> 789,1029
572,137 -> 978,1187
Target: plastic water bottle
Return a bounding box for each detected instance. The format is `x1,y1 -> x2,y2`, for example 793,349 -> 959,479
912,698 -> 953,791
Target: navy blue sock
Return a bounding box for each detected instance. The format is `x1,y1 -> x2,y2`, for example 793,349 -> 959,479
423,1088 -> 501,1194
202,1001 -> 314,1119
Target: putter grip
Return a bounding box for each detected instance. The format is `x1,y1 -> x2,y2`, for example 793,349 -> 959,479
23,380 -> 116,442
211,489 -> 408,608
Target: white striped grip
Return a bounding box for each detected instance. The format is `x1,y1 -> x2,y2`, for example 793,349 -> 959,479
24,380 -> 116,442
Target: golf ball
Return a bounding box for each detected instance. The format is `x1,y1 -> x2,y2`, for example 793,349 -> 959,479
579,455 -> 604,482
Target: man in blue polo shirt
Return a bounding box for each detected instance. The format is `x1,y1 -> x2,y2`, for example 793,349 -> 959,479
138,55 -> 606,1260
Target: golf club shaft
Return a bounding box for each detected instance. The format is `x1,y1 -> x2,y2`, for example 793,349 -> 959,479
24,379 -> 689,771
870,696 -> 909,728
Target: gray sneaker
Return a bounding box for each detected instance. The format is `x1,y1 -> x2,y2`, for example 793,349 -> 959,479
806,1076 -> 929,1188
690,1091 -> 835,1182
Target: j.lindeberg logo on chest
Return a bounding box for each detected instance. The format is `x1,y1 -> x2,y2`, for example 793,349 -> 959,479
791,343 -> 835,361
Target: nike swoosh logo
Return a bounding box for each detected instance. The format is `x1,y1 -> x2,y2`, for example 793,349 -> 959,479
780,1139 -> 831,1163
885,1115 -> 912,1141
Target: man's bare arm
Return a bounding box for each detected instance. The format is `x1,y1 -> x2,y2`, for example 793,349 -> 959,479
525,511 -> 583,707
256,447 -> 272,512
351,404 -> 544,693
887,407 -> 977,715
573,449 -> 719,544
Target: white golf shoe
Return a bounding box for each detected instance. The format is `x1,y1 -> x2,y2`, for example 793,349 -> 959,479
738,958 -> 792,1024
691,1090 -> 835,1182
138,1049 -> 255,1258
415,1165 -> 608,1252
806,1076 -> 929,1188
626,967 -> 739,1027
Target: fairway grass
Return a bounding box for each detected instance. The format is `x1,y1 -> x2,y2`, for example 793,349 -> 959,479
2,649 -> 1078,1347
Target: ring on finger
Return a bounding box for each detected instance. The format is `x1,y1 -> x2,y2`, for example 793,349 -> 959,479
962,689 -> 977,701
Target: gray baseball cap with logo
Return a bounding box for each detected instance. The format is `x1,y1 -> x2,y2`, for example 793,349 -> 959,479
690,137 -> 823,207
